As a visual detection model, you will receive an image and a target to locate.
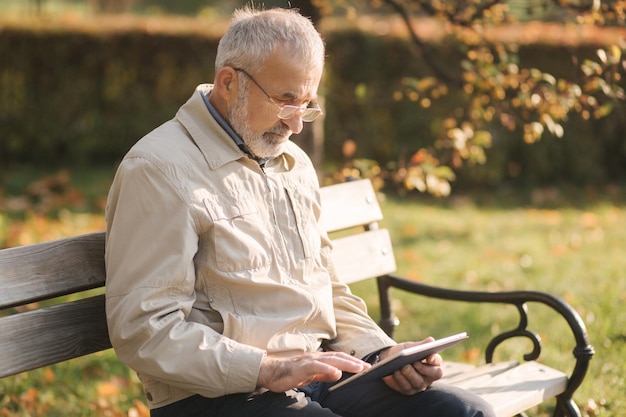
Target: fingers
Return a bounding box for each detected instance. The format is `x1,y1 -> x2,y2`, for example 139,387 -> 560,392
423,352 -> 443,366
412,358 -> 443,382
258,351 -> 370,393
313,351 -> 371,374
301,352 -> 369,384
381,339 -> 444,396
384,364 -> 428,395
379,337 -> 435,362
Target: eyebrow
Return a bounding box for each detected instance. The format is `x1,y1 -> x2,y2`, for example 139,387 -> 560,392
275,90 -> 318,105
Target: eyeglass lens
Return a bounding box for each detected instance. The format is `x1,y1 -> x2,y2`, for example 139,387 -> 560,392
278,106 -> 321,122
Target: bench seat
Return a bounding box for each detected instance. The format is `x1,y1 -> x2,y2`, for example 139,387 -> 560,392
440,361 -> 567,417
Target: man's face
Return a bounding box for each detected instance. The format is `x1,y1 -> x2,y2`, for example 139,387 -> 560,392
228,49 -> 323,159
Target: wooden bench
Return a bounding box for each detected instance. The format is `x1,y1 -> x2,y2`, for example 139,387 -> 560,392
0,179 -> 594,416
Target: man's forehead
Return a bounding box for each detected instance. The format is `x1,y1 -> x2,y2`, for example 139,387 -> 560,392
260,54 -> 322,100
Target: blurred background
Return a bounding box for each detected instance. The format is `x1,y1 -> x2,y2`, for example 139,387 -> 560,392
2,0 -> 625,195
0,1 -> 625,416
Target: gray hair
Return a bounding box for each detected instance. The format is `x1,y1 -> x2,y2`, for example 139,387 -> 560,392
215,7 -> 325,74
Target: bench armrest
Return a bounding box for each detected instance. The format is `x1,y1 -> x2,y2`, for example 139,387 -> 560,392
376,273 -> 595,416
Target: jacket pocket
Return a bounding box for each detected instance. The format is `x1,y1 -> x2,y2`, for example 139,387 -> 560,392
203,193 -> 271,272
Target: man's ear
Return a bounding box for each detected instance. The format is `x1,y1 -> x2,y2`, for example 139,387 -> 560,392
213,67 -> 238,103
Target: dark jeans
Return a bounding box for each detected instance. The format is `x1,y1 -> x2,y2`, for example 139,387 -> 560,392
150,378 -> 495,417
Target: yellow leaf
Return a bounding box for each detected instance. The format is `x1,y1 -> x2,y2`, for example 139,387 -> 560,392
43,367 -> 55,383
462,347 -> 481,362
132,399 -> 151,417
608,44 -> 622,62
20,388 -> 38,405
97,381 -> 121,397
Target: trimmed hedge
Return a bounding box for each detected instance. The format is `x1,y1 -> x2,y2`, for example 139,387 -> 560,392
0,20 -> 218,166
1,17 -> 625,188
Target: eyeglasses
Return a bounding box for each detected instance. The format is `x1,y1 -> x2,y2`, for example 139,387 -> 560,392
233,67 -> 323,123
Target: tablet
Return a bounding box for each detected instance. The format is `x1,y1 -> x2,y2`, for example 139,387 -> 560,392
328,332 -> 468,391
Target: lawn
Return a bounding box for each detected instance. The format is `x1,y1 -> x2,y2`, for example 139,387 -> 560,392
0,168 -> 624,416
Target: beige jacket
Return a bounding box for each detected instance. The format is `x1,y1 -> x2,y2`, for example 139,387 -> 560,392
105,84 -> 396,409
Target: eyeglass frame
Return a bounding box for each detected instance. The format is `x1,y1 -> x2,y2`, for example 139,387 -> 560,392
232,67 -> 323,123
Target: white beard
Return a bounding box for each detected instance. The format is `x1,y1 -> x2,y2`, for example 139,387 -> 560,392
228,84 -> 291,159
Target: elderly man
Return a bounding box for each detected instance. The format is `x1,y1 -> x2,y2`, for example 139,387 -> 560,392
104,6 -> 495,417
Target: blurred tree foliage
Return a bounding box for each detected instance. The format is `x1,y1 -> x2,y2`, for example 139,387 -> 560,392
319,0 -> 626,195
0,3 -> 625,194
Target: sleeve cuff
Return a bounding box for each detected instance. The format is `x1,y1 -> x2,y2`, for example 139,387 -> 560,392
362,347 -> 391,364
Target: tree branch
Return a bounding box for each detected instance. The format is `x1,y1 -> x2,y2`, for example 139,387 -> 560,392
382,0 -> 462,86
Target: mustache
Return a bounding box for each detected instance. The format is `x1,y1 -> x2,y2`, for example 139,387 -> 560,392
263,129 -> 293,143
267,124 -> 291,137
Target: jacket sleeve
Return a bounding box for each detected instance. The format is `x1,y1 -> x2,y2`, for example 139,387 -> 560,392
105,155 -> 265,398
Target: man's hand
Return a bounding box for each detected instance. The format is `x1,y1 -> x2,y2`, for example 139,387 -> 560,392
257,351 -> 370,393
381,338 -> 444,395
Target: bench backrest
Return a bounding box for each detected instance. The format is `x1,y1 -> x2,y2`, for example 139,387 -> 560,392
0,232 -> 109,377
0,179 -> 396,378
320,179 -> 397,284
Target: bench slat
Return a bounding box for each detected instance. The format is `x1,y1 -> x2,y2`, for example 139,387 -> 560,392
0,232 -> 106,309
320,180 -> 382,233
442,361 -> 567,417
476,362 -> 567,417
441,361 -> 520,385
440,361 -> 477,379
330,229 -> 397,285
0,294 -> 112,378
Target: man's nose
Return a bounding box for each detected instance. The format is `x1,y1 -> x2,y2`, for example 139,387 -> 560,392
282,114 -> 304,135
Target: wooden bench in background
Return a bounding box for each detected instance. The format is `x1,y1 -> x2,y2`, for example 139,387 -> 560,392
0,179 -> 594,416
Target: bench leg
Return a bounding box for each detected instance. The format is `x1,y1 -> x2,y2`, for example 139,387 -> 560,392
555,396 -> 582,417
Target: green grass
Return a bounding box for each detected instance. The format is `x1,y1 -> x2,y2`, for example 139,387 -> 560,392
1,170 -> 624,416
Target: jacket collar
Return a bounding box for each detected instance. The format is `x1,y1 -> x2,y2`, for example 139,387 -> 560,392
176,84 -> 296,171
